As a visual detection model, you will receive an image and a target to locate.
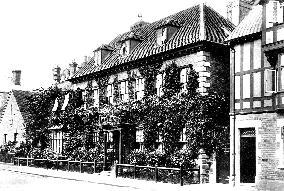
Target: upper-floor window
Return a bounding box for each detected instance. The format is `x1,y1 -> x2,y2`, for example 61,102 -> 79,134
120,81 -> 129,102
266,1 -> 284,28
157,27 -> 167,46
14,133 -> 18,143
107,84 -> 114,104
93,89 -> 99,107
180,68 -> 189,93
135,78 -> 144,100
156,73 -> 165,97
264,54 -> 284,93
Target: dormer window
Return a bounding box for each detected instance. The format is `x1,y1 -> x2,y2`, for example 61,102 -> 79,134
120,43 -> 128,56
120,32 -> 143,56
157,27 -> 167,46
156,18 -> 180,46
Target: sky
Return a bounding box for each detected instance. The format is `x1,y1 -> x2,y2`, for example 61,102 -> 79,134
0,0 -> 230,91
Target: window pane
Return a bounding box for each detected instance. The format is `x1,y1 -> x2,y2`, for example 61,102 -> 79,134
243,74 -> 251,98
281,68 -> 284,90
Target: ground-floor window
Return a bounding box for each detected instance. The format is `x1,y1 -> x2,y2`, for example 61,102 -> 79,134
50,131 -> 63,154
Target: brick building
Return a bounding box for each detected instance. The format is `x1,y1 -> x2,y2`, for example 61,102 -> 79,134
227,0 -> 284,189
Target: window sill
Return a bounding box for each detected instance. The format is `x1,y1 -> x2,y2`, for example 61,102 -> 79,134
278,166 -> 284,170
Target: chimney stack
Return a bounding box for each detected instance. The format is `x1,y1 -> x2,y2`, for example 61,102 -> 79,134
69,60 -> 78,77
12,70 -> 21,86
227,0 -> 254,26
52,66 -> 61,83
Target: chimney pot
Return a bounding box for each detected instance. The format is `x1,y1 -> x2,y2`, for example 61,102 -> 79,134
12,70 -> 21,86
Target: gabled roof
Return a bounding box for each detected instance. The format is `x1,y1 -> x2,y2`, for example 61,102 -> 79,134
12,90 -> 32,123
72,3 -> 234,79
227,5 -> 262,42
0,92 -> 10,121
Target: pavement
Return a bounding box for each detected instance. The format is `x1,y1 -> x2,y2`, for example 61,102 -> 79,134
0,162 -> 256,191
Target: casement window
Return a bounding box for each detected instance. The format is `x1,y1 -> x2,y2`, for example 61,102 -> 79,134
157,27 -> 167,46
136,128 -> 144,143
266,1 -> 284,28
107,84 -> 114,104
156,73 -> 165,97
135,78 -> 145,100
93,89 -> 99,107
120,81 -> 129,102
265,54 -> 284,93
51,131 -> 63,154
278,54 -> 284,91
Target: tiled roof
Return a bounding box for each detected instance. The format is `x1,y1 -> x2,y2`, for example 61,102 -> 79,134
72,3 -> 234,79
95,44 -> 114,51
0,92 -> 10,122
120,32 -> 144,42
227,5 -> 262,41
12,90 -> 33,123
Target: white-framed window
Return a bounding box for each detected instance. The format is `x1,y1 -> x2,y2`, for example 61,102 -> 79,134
157,27 -> 167,46
156,73 -> 165,97
107,84 -> 114,104
51,131 -> 63,154
135,78 -> 145,100
120,81 -> 129,102
93,89 -> 99,107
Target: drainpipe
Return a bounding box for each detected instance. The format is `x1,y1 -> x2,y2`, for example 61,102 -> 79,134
229,46 -> 236,187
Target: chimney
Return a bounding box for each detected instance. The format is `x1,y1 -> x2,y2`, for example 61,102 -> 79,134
227,0 -> 254,26
69,60 -> 78,77
52,66 -> 61,83
12,70 -> 21,86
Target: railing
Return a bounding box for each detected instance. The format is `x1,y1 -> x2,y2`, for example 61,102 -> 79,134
115,163 -> 200,186
12,157 -> 108,174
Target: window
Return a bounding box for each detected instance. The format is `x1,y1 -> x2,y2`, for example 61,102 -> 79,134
94,89 -> 99,107
156,73 -> 165,97
279,54 -> 284,91
14,133 -> 18,143
180,68 -> 189,92
51,131 -> 63,154
120,81 -> 129,102
180,127 -> 187,142
107,84 -> 114,104
157,27 -> 167,46
135,78 -> 144,100
120,43 -> 128,56
265,69 -> 276,93
4,134 -> 7,144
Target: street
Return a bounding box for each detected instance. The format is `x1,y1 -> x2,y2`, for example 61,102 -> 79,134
0,169 -> 139,191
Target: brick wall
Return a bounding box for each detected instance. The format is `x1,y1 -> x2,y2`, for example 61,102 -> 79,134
234,113 -> 284,190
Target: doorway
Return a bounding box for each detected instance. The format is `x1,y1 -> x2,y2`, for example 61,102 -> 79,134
240,128 -> 256,183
